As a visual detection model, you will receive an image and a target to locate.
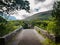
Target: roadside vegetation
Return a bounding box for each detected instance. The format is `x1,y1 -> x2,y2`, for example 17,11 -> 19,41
27,19 -> 55,34
0,16 -> 28,37
0,17 -> 19,37
42,37 -> 56,45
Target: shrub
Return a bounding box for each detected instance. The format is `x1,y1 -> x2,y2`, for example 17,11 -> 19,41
47,22 -> 56,34
0,20 -> 21,37
43,37 -> 56,45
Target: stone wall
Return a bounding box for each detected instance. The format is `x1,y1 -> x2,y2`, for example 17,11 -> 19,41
34,26 -> 55,41
0,26 -> 23,45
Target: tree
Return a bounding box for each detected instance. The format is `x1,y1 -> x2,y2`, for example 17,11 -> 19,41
0,0 -> 30,14
52,1 -> 60,36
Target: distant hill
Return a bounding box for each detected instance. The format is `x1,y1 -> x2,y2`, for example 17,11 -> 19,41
24,10 -> 52,21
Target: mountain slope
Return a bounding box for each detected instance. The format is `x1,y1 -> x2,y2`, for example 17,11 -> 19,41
24,10 -> 52,21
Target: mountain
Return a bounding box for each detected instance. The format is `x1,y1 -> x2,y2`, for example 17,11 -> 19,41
24,10 -> 52,21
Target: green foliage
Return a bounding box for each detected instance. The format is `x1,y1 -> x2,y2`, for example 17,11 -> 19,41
15,0 -> 30,11
47,22 -> 56,34
22,22 -> 28,29
27,20 -> 48,30
0,0 -> 30,13
42,36 -> 60,45
0,16 -> 7,36
52,1 -> 60,19
0,20 -> 32,37
0,16 -> 7,23
42,37 -> 56,45
0,20 -> 23,37
52,1 -> 60,36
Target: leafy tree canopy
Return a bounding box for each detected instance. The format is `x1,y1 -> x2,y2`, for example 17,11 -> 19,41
0,16 -> 7,23
0,0 -> 30,14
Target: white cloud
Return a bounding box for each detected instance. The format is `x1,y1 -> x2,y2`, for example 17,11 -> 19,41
27,0 -> 36,9
9,0 -> 55,20
11,10 -> 30,20
31,0 -> 54,11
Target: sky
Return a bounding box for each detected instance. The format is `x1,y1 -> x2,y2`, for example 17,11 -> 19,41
10,0 -> 54,20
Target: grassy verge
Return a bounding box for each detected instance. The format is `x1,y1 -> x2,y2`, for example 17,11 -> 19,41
42,37 -> 60,45
42,37 -> 56,45
36,29 -> 60,45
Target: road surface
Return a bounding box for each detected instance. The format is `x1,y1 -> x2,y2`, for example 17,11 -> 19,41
7,29 -> 45,45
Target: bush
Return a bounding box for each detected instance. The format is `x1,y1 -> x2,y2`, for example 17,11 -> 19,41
43,37 -> 56,45
47,22 -> 56,34
0,20 -> 21,37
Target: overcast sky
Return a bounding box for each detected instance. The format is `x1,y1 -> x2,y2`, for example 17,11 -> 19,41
10,0 -> 54,20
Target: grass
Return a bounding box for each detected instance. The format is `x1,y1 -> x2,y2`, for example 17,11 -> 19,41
42,37 -> 56,45
42,37 -> 60,45
36,28 -> 60,45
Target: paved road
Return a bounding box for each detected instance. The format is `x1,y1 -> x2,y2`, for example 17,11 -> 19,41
7,29 -> 45,45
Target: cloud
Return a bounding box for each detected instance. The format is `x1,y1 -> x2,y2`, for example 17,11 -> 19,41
28,0 -> 54,12
35,0 -> 45,4
27,0 -> 35,9
9,0 -> 55,20
11,10 -> 30,20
